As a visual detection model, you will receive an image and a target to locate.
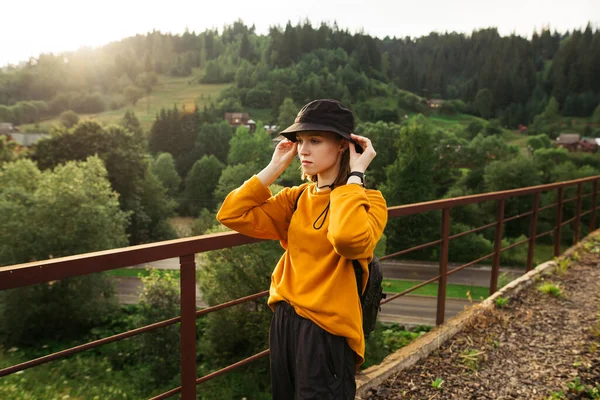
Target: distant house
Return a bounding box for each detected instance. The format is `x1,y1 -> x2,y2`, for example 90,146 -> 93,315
580,137 -> 598,153
556,133 -> 581,152
264,125 -> 280,135
224,112 -> 256,132
0,123 -> 16,135
427,99 -> 444,109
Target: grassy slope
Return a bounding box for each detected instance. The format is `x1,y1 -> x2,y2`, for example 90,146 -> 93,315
22,69 -> 230,132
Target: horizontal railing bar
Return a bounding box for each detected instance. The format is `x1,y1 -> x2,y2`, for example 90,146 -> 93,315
504,210 -> 533,223
2,176 -> 598,292
563,195 -> 578,204
0,231 -> 264,291
195,349 -> 270,386
387,176 -> 599,218
538,202 -> 558,212
580,192 -> 593,199
561,216 -> 577,227
581,208 -> 594,217
196,291 -> 269,317
446,252 -> 496,277
380,275 -> 442,305
150,386 -> 181,400
535,229 -> 555,239
500,237 -> 530,252
0,315 -> 181,377
447,221 -> 498,241
379,239 -> 442,261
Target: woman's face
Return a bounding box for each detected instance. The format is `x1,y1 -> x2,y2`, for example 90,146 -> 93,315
296,131 -> 347,176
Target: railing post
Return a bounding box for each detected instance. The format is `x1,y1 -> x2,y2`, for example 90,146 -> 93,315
574,183 -> 583,244
490,199 -> 505,295
180,254 -> 197,399
526,192 -> 540,272
436,208 -> 450,326
554,187 -> 564,257
590,180 -> 598,232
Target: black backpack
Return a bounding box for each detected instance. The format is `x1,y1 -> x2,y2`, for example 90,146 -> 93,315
293,188 -> 386,338
353,257 -> 386,338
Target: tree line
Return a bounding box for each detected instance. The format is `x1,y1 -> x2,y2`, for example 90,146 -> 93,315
0,21 -> 598,129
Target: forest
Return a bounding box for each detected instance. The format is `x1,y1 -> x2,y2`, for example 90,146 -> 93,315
1,20 -> 600,399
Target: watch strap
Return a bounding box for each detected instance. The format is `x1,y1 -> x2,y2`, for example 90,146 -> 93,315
348,171 -> 365,184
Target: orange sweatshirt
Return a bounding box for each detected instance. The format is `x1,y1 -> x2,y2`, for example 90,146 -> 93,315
216,175 -> 388,364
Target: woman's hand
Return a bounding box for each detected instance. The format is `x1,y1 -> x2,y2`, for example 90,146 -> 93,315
271,139 -> 298,169
348,133 -> 376,172
257,139 -> 297,187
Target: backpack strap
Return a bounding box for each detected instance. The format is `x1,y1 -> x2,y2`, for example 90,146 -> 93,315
352,259 -> 364,298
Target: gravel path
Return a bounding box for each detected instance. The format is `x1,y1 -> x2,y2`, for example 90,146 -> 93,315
366,237 -> 600,400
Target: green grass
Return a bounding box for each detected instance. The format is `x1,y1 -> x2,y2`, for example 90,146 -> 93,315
21,69 -> 231,132
0,347 -> 142,399
383,279 -> 489,300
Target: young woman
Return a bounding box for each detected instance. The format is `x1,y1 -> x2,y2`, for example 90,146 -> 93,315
217,99 -> 388,399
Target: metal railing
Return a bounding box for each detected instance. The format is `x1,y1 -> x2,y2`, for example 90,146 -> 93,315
1,176 -> 598,399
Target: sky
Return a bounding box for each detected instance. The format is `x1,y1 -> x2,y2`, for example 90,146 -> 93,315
1,0 -> 598,66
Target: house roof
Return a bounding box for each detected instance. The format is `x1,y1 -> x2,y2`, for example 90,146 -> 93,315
557,133 -> 580,144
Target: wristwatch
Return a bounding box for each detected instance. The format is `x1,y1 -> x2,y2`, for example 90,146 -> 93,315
348,171 -> 365,185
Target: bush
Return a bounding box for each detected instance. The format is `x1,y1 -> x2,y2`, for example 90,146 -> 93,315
138,268 -> 181,385
80,92 -> 106,113
59,109 -> 80,128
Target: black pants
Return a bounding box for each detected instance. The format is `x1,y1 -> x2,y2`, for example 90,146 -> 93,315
270,301 -> 356,400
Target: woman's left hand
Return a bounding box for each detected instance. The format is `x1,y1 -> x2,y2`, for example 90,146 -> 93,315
348,133 -> 376,172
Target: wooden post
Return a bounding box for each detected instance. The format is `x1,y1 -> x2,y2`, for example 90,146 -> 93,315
526,192 -> 540,272
436,208 -> 450,326
490,199 -> 505,295
180,254 -> 197,399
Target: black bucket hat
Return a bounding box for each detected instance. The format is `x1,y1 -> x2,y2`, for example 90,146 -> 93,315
280,99 -> 362,152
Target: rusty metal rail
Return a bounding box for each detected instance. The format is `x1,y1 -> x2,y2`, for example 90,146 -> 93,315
1,176 -> 599,399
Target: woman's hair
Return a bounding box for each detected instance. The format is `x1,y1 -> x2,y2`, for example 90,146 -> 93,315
301,136 -> 351,188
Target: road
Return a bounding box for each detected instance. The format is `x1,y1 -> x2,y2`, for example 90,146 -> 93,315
379,296 -> 476,326
132,257 -> 523,287
115,272 -> 479,326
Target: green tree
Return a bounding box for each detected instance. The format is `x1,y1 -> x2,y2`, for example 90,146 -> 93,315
121,110 -> 143,137
136,72 -> 159,94
124,85 -> 144,105
483,156 -> 542,237
152,152 -> 181,197
59,110 -> 79,128
196,224 -> 280,398
0,135 -> 18,165
214,162 -> 257,204
359,122 -> 402,189
32,121 -> 175,244
380,116 -> 440,256
0,157 -> 128,344
191,208 -> 217,235
277,97 -> 298,131
138,269 -> 181,386
227,125 -> 272,166
183,155 -> 224,215
526,133 -> 552,153
474,88 -> 494,119
592,104 -> 600,124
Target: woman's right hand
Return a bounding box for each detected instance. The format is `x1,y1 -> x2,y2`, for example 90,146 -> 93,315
270,139 -> 298,170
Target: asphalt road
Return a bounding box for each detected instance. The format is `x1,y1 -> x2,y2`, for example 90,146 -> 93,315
115,274 -> 478,326
132,257 -> 523,287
